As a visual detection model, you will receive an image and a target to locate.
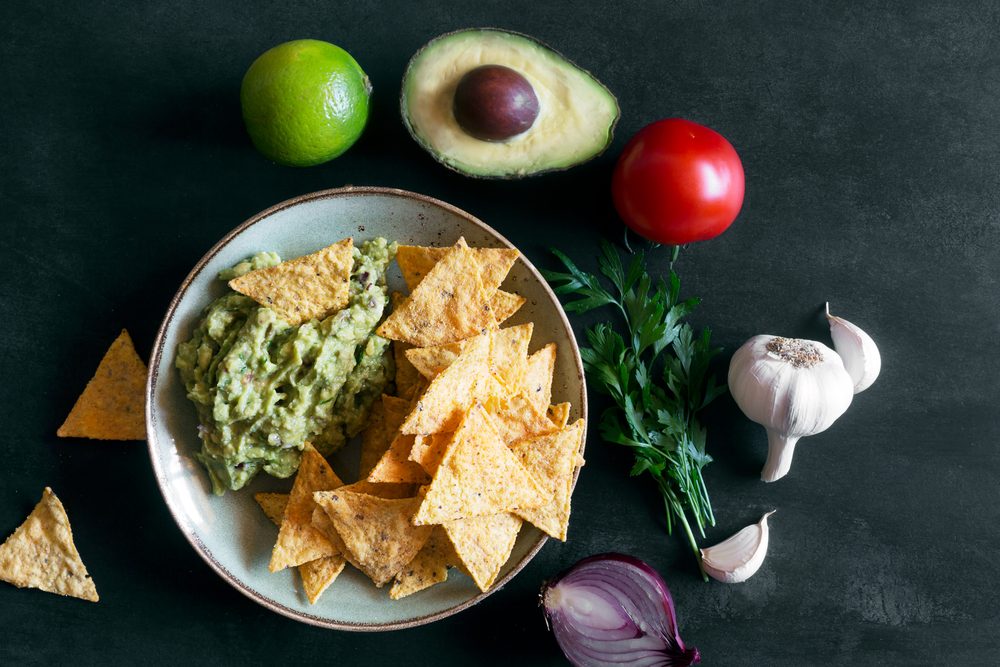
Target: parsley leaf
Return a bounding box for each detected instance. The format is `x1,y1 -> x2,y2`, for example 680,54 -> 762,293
544,240 -> 725,576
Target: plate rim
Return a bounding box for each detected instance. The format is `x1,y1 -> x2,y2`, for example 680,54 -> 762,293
145,185 -> 588,631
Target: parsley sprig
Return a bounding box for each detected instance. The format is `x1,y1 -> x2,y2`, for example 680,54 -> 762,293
544,241 -> 726,575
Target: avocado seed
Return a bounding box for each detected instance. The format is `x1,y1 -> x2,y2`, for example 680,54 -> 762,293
453,65 -> 540,142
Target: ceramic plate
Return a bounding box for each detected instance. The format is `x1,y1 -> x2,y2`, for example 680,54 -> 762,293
146,186 -> 587,630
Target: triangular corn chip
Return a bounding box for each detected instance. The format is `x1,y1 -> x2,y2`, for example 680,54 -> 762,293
377,243 -> 497,347
443,512 -> 522,592
511,420 -> 586,541
359,395 -> 409,479
358,398 -> 387,479
409,432 -> 453,476
489,324 -> 532,393
382,396 -> 411,434
368,432 -> 431,484
405,341 -> 465,380
490,290 -> 525,324
0,488 -> 98,602
254,492 -> 288,525
400,334 -> 492,435
255,492 -> 345,604
396,240 -> 518,293
547,402 -> 571,429
389,526 -> 456,600
269,444 -> 344,572
311,507 -> 348,555
313,491 -> 432,587
390,292 -> 423,402
57,329 -> 147,440
405,324 -> 531,394
228,238 -> 353,326
299,555 -> 347,605
523,343 -> 557,412
413,403 -> 546,525
486,393 -> 560,445
338,480 -> 416,499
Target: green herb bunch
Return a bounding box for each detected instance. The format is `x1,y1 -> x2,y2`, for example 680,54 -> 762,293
544,241 -> 726,575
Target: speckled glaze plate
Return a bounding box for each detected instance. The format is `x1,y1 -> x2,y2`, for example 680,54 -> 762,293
146,186 -> 587,631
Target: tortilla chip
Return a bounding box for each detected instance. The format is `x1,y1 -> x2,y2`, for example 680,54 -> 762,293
523,343 -> 557,412
269,444 -> 344,572
255,492 -> 346,603
367,432 -> 431,484
396,240 -> 518,292
227,238 -> 353,326
405,324 -> 531,395
390,292 -> 423,402
57,329 -> 147,440
299,555 -> 347,605
358,399 -> 387,479
389,526 -> 455,600
313,491 -> 432,587
486,393 -> 560,445
404,341 -> 465,381
0,488 -> 98,602
310,507 -> 348,555
359,395 -> 409,479
413,403 -> 546,525
382,395 -> 411,431
511,419 -> 586,541
409,432 -> 452,476
400,334 -> 492,435
377,243 -> 498,347
491,290 -> 526,324
338,480 -> 416,499
489,324 -> 532,393
443,512 -> 522,592
393,341 -> 421,402
254,492 -> 288,526
547,402 -> 571,429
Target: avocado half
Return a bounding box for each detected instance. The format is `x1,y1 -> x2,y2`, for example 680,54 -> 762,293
400,28 -> 620,179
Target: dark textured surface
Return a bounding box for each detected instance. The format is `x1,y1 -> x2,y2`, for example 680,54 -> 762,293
1,1 -> 998,665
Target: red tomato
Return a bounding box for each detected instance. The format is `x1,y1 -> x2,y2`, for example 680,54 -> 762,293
612,118 -> 745,245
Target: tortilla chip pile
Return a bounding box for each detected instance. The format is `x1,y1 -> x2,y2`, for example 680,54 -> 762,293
258,239 -> 586,603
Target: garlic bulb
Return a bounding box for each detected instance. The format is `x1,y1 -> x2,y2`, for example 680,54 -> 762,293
826,303 -> 881,393
729,335 -> 854,482
700,511 -> 775,583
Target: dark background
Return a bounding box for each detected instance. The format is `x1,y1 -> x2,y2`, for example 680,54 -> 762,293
1,1 -> 998,665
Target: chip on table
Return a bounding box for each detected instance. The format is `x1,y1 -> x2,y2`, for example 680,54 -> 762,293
0,488 -> 98,602
57,329 -> 147,441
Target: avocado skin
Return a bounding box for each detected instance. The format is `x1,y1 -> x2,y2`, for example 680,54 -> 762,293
400,28 -> 621,180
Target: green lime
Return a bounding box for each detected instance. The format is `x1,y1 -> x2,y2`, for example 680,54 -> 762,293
240,39 -> 372,167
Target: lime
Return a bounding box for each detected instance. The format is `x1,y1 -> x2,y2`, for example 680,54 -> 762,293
240,39 -> 372,167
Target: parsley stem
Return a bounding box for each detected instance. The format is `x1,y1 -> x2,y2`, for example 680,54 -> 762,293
544,242 -> 724,579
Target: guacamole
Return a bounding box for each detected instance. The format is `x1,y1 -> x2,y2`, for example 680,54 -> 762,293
176,238 -> 396,494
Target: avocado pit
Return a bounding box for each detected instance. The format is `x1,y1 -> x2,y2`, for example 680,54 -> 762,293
453,65 -> 540,142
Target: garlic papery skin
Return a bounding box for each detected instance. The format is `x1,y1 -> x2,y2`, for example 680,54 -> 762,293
728,335 -> 854,482
826,303 -> 881,394
700,511 -> 776,583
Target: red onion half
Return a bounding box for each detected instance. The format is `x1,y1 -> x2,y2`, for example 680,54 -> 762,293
541,554 -> 700,667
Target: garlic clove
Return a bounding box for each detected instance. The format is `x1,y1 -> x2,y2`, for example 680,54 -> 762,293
700,511 -> 776,583
826,303 -> 881,393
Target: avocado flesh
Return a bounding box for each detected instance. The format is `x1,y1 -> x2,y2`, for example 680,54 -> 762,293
401,29 -> 620,178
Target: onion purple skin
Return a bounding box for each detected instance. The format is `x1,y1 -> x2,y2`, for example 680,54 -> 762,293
541,553 -> 700,667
